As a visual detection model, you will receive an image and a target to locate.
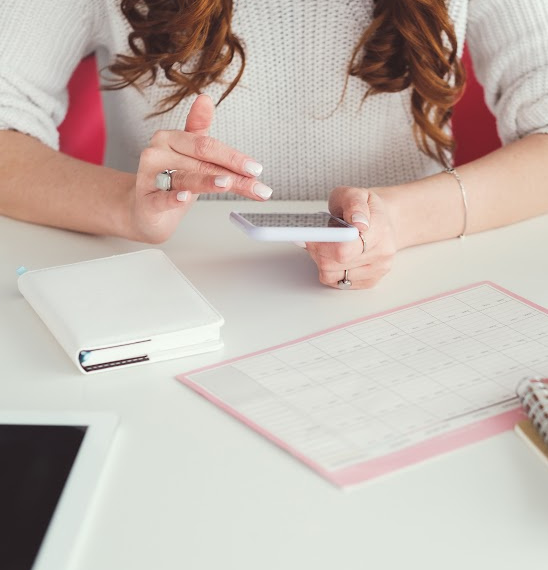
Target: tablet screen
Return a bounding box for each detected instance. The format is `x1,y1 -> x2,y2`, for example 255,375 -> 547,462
0,424 -> 87,570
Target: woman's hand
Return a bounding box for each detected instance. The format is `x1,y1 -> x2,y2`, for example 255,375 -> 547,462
305,186 -> 398,289
130,94 -> 273,243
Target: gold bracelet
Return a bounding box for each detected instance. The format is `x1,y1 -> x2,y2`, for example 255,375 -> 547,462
444,167 -> 468,238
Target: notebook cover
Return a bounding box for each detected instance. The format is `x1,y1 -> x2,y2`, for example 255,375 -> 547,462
18,249 -> 224,373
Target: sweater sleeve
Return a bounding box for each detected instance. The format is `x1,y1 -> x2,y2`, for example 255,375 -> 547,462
0,0 -> 100,150
466,0 -> 548,145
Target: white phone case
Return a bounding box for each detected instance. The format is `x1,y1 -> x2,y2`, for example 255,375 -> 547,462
229,211 -> 359,242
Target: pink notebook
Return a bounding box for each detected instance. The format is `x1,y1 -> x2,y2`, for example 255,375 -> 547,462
176,282 -> 548,488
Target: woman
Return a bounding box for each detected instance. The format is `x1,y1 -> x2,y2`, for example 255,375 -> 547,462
1,0 -> 547,289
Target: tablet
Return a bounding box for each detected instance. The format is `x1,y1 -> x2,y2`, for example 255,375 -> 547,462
0,411 -> 117,570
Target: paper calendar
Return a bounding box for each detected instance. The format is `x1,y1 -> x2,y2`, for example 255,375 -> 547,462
176,283 -> 548,488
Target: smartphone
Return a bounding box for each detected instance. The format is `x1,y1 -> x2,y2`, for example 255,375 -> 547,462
229,211 -> 359,242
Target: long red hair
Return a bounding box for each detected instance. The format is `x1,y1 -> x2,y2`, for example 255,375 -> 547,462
108,0 -> 465,166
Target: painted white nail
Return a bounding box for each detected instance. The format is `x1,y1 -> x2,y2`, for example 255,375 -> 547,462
253,182 -> 273,200
214,175 -> 232,188
351,213 -> 370,227
245,161 -> 263,177
176,191 -> 189,202
293,241 -> 306,248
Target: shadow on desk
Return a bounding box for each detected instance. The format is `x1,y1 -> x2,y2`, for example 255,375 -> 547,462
172,249 -> 321,290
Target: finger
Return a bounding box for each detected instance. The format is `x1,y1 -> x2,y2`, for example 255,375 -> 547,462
175,157 -> 272,200
303,187 -> 371,260
305,240 -> 363,266
145,186 -> 198,213
136,148 -> 195,211
185,94 -> 214,135
143,172 -> 229,210
139,150 -> 272,201
169,171 -> 235,195
152,130 -> 264,179
307,248 -> 364,273
329,186 -> 371,231
306,246 -> 387,282
318,266 -> 382,290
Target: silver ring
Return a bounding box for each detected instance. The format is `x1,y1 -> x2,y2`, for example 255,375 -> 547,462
359,232 -> 366,254
155,169 -> 177,191
337,269 -> 352,290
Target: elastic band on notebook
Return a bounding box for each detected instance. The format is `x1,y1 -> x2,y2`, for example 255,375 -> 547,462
82,355 -> 149,372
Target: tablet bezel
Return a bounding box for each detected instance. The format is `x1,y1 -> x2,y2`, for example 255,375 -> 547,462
0,411 -> 117,570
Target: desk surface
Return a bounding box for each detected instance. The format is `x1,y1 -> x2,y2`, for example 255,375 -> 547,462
2,200 -> 548,570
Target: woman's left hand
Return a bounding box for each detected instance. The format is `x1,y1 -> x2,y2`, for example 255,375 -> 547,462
305,186 -> 398,289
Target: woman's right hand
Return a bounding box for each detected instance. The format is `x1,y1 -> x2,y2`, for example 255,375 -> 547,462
130,93 -> 273,243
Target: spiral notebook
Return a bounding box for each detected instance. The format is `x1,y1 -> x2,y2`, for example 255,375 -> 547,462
177,282 -> 548,488
515,378 -> 548,468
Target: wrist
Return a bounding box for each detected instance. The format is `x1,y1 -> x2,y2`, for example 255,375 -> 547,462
110,173 -> 140,240
374,172 -> 467,250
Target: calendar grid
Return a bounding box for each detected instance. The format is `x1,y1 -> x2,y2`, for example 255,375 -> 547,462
177,283 -> 548,486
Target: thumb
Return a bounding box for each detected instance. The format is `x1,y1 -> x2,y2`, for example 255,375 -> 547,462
184,93 -> 215,135
329,186 -> 371,233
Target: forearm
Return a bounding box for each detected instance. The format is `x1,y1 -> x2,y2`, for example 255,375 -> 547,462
379,134 -> 548,249
0,131 -> 136,238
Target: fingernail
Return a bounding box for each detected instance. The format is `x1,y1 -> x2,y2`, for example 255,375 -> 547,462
214,175 -> 232,188
245,161 -> 263,177
253,182 -> 273,200
293,241 -> 306,248
351,213 -> 370,227
176,191 -> 189,202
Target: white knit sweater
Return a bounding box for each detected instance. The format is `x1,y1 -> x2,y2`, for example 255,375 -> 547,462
1,0 -> 548,200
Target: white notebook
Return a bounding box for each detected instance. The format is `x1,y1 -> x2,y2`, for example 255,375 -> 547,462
18,249 -> 224,374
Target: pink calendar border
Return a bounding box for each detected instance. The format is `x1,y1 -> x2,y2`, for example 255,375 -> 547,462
176,281 -> 546,487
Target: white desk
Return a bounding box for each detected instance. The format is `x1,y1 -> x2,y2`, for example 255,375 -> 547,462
2,200 -> 548,570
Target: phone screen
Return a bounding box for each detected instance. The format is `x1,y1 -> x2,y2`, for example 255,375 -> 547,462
238,212 -> 349,228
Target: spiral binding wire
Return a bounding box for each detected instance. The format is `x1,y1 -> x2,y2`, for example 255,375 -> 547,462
516,377 -> 548,443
